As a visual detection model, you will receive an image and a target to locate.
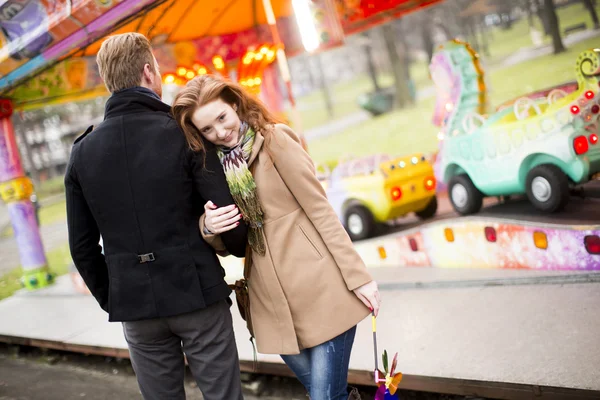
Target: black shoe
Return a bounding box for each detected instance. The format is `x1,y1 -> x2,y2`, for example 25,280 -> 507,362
348,386 -> 361,400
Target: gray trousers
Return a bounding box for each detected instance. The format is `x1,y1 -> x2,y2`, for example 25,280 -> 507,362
122,299 -> 244,400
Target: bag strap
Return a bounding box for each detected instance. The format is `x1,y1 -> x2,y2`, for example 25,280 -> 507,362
243,243 -> 253,280
243,158 -> 259,281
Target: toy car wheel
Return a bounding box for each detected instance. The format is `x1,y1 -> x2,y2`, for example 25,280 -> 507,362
344,206 -> 375,241
448,174 -> 483,215
525,164 -> 569,212
416,196 -> 438,220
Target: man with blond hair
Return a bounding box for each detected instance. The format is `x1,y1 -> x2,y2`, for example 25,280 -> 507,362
65,32 -> 247,400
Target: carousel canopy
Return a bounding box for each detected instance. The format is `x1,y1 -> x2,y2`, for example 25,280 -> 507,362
2,0 -> 443,109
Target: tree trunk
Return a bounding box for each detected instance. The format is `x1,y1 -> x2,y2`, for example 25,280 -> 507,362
544,0 -> 565,54
315,54 -> 334,117
526,0 -> 534,28
363,32 -> 380,92
583,0 -> 600,29
14,127 -> 39,185
421,19 -> 435,63
479,16 -> 490,56
536,0 -> 550,35
303,54 -> 316,90
382,23 -> 410,108
468,17 -> 481,53
397,20 -> 415,104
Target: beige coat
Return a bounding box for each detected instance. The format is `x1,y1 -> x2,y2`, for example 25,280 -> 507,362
201,124 -> 372,355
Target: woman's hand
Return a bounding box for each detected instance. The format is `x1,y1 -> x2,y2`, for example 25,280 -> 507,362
203,201 -> 242,234
353,280 -> 381,317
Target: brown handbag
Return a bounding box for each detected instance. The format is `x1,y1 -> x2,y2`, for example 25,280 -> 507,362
228,243 -> 254,338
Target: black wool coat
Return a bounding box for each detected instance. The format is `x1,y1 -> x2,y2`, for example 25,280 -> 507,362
65,91 -> 247,321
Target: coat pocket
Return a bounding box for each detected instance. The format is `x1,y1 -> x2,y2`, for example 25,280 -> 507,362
296,224 -> 323,259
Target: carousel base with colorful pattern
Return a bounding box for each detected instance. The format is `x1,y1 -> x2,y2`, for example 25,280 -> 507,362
351,181 -> 600,272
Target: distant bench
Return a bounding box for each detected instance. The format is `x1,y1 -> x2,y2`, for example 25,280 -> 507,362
564,22 -> 587,35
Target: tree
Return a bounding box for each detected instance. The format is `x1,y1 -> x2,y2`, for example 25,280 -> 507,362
381,23 -> 411,108
535,0 -> 551,35
490,0 -> 515,29
524,0 -> 535,28
362,32 -> 381,93
544,0 -> 565,54
314,54 -> 334,117
582,0 -> 600,30
420,16 -> 435,62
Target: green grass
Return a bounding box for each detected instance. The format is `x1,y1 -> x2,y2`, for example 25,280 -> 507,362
483,2 -> 594,66
1,199 -> 67,238
308,35 -> 600,166
0,243 -> 71,301
487,36 -> 600,108
37,176 -> 66,199
308,97 -> 439,166
297,61 -> 431,130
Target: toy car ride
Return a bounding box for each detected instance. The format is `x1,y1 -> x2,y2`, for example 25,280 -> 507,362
318,153 -> 438,241
430,40 -> 600,215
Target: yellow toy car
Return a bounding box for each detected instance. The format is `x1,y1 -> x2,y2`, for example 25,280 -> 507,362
319,153 -> 438,240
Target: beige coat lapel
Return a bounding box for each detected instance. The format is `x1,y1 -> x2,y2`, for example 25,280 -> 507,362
248,131 -> 264,166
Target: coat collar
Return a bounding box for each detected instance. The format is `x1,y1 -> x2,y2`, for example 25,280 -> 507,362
104,90 -> 171,120
248,130 -> 264,166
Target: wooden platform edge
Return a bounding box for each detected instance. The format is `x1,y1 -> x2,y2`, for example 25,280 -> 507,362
1,334 -> 598,400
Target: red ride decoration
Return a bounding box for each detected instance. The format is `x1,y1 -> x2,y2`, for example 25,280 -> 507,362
573,135 -> 589,155
584,235 -> 600,254
592,105 -> 600,114
0,99 -> 13,118
408,237 -> 418,252
571,105 -> 580,114
590,134 -> 599,145
424,176 -> 436,191
585,90 -> 595,99
391,187 -> 402,201
484,227 -> 497,243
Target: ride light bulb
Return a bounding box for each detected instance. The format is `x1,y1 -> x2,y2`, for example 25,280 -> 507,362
377,246 -> 387,260
484,226 -> 497,243
391,187 -> 402,201
590,134 -> 598,145
571,105 -> 580,114
586,91 -> 595,99
573,135 -> 589,155
533,231 -> 548,250
444,228 -> 454,243
424,177 -> 436,191
584,235 -> 600,254
408,237 -> 418,252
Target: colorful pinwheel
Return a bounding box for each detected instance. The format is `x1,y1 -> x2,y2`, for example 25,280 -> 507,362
372,312 -> 402,400
374,350 -> 403,399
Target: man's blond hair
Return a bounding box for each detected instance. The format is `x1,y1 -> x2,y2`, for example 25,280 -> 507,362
96,33 -> 156,93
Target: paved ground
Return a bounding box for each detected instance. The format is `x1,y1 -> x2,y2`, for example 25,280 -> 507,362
0,346 -> 309,400
0,345 -> 476,400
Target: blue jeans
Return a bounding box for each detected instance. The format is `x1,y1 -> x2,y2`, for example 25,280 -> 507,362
281,326 -> 357,400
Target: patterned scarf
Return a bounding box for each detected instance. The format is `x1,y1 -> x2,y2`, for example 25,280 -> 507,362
217,122 -> 266,256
